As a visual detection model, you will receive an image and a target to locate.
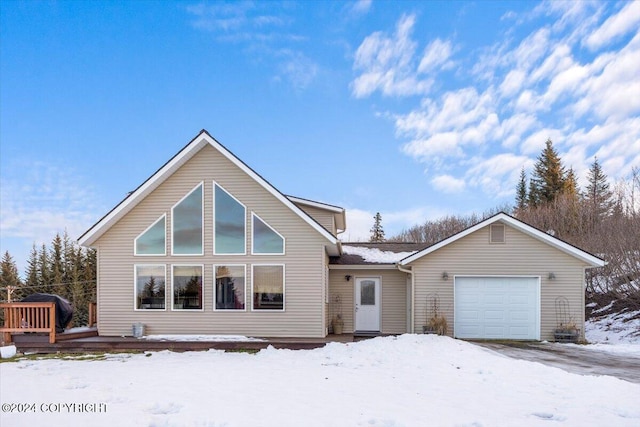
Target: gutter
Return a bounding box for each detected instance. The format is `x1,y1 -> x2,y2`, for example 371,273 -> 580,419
396,264 -> 414,334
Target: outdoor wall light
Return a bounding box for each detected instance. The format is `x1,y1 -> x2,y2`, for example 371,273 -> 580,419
442,272 -> 449,280
548,272 -> 556,280
345,275 -> 352,281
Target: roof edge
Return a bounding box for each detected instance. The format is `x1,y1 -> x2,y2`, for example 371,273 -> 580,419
399,212 -> 605,267
79,130 -> 338,249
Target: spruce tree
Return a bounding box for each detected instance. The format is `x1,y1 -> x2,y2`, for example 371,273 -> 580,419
0,251 -> 23,301
37,243 -> 50,293
24,244 -> 40,290
562,167 -> 579,199
585,157 -> 614,224
50,233 -> 65,295
369,212 -> 385,242
515,167 -> 528,213
529,139 -> 566,206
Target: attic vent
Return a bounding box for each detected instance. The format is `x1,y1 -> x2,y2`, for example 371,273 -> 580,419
490,224 -> 505,243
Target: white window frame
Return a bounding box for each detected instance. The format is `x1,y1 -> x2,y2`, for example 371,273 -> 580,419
133,264 -> 167,311
251,212 -> 285,255
213,264 -> 247,312
171,182 -> 204,256
134,214 -> 167,256
171,264 -> 205,312
251,264 -> 286,312
213,182 -> 247,255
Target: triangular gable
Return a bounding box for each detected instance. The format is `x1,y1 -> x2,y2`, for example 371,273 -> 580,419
398,212 -> 605,267
78,130 -> 339,252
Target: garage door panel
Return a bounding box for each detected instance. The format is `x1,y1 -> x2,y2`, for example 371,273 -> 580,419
455,277 -> 539,340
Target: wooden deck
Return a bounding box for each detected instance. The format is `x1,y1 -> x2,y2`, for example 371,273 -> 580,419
7,329 -> 370,354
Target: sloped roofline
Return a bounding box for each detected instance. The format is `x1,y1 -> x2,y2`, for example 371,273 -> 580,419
286,195 -> 346,231
78,130 -> 339,249
398,212 -> 605,267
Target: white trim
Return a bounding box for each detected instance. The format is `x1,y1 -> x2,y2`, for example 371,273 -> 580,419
251,212 -> 285,255
251,264 -> 286,312
133,264 -> 167,311
171,182 -> 204,256
213,264 -> 247,312
213,182 -> 247,255
134,214 -> 167,256
170,264 -> 205,312
287,195 -> 346,233
329,264 -> 398,270
78,131 -> 339,254
453,275 -> 541,340
286,196 -> 344,213
400,213 -> 605,267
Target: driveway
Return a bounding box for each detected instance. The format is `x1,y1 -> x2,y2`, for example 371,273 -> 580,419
475,342 -> 640,384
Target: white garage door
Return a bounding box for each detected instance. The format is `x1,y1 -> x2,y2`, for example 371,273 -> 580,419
454,277 -> 539,340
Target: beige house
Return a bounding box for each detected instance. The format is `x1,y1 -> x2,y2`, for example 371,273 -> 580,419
79,130 -> 604,341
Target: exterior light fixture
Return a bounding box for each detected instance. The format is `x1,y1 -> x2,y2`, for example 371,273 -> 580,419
548,272 -> 556,280
345,275 -> 352,281
442,272 -> 449,280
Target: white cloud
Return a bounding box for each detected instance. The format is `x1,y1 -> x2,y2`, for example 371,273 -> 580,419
431,175 -> 466,193
585,1 -> 640,50
353,3 -> 639,204
0,161 -> 103,247
274,50 -> 318,90
350,0 -> 372,16
417,38 -> 454,73
351,14 -> 434,98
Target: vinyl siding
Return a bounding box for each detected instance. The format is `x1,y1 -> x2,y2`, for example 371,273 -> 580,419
293,204 -> 336,236
329,269 -> 408,334
408,222 -> 589,341
93,144 -> 330,338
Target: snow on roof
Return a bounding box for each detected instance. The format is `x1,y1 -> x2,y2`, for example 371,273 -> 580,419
342,245 -> 416,264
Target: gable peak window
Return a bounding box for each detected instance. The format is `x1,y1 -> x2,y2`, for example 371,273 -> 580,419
214,183 -> 246,255
252,213 -> 285,255
172,183 -> 204,255
135,214 -> 166,255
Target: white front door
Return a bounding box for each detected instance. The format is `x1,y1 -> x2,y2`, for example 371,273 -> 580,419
355,277 -> 381,332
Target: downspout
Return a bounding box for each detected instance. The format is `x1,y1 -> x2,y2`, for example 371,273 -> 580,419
396,264 -> 414,333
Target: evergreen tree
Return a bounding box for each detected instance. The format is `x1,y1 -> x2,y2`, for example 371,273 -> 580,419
529,139 -> 566,206
585,157 -> 614,224
24,244 -> 40,290
562,167 -> 580,200
0,251 -> 23,301
38,243 -> 51,293
515,167 -> 528,213
369,212 -> 385,242
50,233 -> 65,296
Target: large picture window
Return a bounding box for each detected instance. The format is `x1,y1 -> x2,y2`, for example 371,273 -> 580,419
214,183 -> 246,254
252,213 -> 284,254
135,214 -> 166,255
135,265 -> 166,310
172,183 -> 203,255
252,265 -> 284,311
215,265 -> 246,310
172,265 -> 203,310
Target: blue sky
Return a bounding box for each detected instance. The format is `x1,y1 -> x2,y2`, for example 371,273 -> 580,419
1,0 -> 639,275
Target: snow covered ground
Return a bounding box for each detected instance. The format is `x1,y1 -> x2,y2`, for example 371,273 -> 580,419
1,334 -> 639,427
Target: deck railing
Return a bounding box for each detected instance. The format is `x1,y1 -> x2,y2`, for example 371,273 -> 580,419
0,302 -> 57,344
